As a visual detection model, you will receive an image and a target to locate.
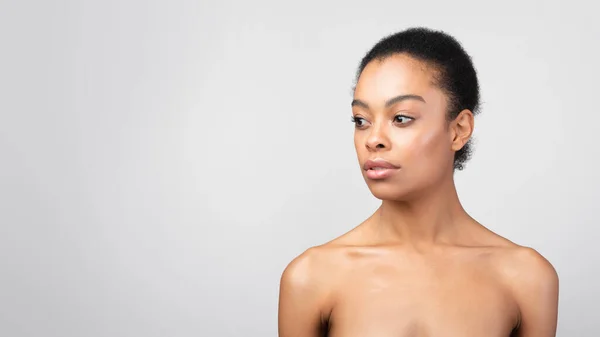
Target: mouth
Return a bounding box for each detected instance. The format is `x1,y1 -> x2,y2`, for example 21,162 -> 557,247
363,159 -> 400,179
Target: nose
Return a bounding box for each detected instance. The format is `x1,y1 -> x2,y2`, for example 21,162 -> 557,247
365,123 -> 390,151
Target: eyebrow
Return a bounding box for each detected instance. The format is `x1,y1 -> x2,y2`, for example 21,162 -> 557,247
351,94 -> 426,109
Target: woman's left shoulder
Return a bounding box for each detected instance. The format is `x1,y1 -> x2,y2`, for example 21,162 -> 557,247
494,245 -> 559,290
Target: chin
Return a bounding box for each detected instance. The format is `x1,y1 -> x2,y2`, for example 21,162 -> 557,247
365,179 -> 417,201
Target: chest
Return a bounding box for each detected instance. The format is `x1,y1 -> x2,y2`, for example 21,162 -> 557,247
325,260 -> 518,337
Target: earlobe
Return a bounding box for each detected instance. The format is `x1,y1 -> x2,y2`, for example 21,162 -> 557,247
451,129 -> 466,151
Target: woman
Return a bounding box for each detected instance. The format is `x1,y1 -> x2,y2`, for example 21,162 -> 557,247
278,27 -> 559,337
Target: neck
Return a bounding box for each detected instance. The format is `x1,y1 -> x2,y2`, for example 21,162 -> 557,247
369,172 -> 472,247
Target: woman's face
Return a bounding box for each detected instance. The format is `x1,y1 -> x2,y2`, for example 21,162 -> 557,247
352,54 -> 456,200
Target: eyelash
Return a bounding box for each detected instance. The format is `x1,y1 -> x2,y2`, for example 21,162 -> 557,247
350,115 -> 414,128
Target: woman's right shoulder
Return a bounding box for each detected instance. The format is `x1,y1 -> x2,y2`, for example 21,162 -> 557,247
280,243 -> 347,292
278,245 -> 342,333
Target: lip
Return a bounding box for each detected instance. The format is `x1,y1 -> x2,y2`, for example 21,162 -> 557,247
363,159 -> 400,179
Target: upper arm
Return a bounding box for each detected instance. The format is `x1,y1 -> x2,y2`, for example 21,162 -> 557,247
278,248 -> 329,337
511,248 -> 559,337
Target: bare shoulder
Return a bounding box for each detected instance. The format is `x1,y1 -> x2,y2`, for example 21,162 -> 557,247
489,244 -> 559,324
280,244 -> 343,301
490,245 -> 560,334
280,220 -> 366,287
494,245 -> 559,288
281,245 -> 332,286
470,223 -> 559,286
278,244 -> 343,332
468,225 -> 559,301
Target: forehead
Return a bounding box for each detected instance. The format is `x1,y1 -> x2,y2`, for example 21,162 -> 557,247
354,54 -> 441,104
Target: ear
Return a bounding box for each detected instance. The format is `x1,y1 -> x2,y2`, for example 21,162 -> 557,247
450,109 -> 474,151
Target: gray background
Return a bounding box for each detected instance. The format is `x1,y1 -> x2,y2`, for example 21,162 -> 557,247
1,0 -> 598,336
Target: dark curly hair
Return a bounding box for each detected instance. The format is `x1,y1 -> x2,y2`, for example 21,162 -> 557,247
355,27 -> 480,171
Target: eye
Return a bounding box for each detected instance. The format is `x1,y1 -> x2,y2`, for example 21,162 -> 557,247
351,116 -> 368,128
394,115 -> 414,124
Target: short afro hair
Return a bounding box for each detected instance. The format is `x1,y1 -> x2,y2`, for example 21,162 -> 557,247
355,27 -> 480,171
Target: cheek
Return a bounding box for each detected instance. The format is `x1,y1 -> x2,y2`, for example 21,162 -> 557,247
400,127 -> 450,165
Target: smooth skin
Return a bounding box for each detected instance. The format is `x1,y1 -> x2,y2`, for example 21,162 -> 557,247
278,54 -> 559,337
